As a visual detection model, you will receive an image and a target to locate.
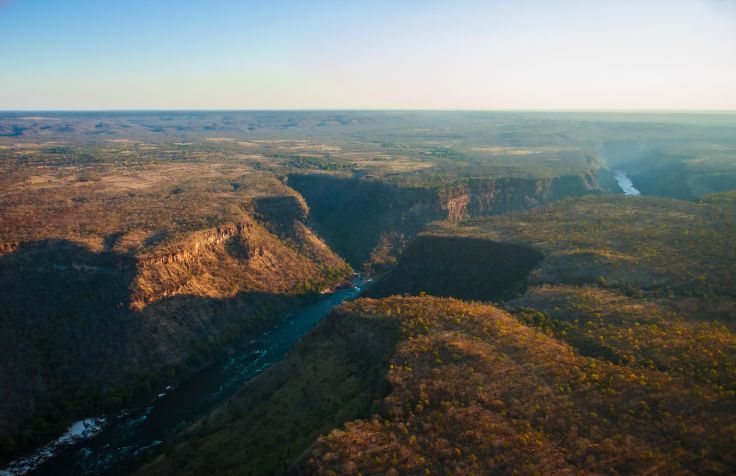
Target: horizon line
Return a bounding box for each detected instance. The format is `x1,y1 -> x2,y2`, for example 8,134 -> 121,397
1,108 -> 735,114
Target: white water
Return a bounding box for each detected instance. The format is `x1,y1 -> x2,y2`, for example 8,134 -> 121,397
614,170 -> 641,196
1,418 -> 106,476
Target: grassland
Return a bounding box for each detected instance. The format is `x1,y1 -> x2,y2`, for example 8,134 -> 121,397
3,111 -> 735,188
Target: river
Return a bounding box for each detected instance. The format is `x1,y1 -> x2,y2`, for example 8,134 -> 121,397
4,277 -> 366,476
613,170 -> 641,196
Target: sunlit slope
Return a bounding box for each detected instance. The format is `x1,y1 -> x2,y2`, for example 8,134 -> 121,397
304,297 -> 735,475
142,296 -> 736,474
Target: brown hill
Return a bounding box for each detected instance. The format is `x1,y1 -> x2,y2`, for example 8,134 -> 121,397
0,161 -> 351,464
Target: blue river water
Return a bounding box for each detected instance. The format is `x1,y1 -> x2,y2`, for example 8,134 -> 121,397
5,278 -> 365,476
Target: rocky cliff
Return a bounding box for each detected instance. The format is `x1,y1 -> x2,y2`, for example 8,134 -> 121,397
130,216 -> 347,310
437,173 -> 597,221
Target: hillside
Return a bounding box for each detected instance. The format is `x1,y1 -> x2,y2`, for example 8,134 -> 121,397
0,158 -> 353,465
135,308 -> 401,476
304,297 -> 736,475
139,294 -> 736,475
429,195 -> 736,298
366,236 -> 542,301
134,193 -> 736,475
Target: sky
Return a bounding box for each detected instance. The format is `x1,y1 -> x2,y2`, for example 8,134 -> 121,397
0,0 -> 735,110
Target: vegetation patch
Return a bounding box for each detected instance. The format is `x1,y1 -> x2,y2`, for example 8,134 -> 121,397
303,296 -> 736,475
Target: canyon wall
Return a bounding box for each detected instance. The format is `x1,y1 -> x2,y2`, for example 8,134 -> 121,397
287,172 -> 597,271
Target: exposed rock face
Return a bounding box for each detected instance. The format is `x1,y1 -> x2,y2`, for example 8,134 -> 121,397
136,224 -> 244,269
129,218 -> 347,309
287,172 -> 597,270
438,173 -> 598,221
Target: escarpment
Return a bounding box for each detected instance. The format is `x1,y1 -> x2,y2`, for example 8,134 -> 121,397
287,172 -> 597,270
285,174 -> 439,270
250,194 -> 346,267
438,173 -> 597,221
129,216 -> 348,309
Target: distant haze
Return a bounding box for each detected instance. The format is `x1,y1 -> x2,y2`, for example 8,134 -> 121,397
1,0 -> 735,110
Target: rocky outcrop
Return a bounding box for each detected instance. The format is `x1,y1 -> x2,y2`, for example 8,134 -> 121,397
0,242 -> 19,256
136,224 -> 245,269
130,215 -> 348,309
438,173 -> 597,221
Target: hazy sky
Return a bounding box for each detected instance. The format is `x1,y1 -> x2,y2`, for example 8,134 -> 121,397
1,0 -> 735,110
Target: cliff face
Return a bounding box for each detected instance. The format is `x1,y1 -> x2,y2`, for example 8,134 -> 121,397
130,216 -> 347,309
438,173 -> 597,221
287,172 -> 597,270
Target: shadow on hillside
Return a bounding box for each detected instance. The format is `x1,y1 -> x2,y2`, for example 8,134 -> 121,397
0,239 -> 316,466
287,174 -> 442,267
367,236 -> 544,302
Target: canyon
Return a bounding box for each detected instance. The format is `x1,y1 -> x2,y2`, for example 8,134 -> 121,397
1,111 -> 734,475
